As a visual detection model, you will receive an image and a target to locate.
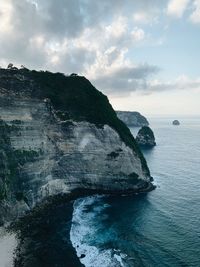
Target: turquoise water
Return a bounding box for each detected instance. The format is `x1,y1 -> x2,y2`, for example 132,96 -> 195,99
71,118 -> 200,266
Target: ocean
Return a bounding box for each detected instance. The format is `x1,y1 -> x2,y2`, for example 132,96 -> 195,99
70,117 -> 200,267
10,117 -> 200,267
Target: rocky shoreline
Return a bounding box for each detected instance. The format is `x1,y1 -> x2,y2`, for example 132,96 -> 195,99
7,183 -> 155,267
0,68 -> 152,226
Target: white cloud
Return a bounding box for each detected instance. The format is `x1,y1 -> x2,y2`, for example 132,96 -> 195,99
105,16 -> 127,39
0,0 -> 13,33
0,0 -> 156,74
1,0 -> 198,101
131,27 -> 145,41
133,11 -> 159,24
133,12 -> 150,23
147,74 -> 200,92
167,0 -> 190,18
190,0 -> 200,23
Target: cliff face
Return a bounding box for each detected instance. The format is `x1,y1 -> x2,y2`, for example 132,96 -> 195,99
116,111 -> 149,127
0,68 -> 153,224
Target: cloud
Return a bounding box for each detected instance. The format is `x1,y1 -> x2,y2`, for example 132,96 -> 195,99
167,0 -> 190,18
133,11 -> 159,25
166,0 -> 200,24
190,0 -> 200,23
0,0 -> 160,69
131,27 -> 145,41
0,0 -> 199,103
91,64 -> 160,96
147,75 -> 200,93
2,0 -> 196,99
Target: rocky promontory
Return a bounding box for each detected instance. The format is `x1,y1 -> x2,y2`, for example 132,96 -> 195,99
0,67 -> 154,225
116,111 -> 149,127
136,126 -> 156,148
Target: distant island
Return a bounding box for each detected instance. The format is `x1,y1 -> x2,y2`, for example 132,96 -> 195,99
116,111 -> 149,127
172,120 -> 180,125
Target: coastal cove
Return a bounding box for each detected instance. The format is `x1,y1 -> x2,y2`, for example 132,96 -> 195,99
0,0 -> 200,266
69,117 -> 200,267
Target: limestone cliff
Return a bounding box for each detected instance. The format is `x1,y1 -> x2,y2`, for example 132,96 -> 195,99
116,111 -> 149,127
0,68 -> 153,225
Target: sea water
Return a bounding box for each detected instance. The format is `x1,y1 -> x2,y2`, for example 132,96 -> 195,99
70,117 -> 200,267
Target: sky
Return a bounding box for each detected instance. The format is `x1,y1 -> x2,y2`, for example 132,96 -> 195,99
0,0 -> 200,116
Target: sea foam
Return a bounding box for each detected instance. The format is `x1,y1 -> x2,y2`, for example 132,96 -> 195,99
0,227 -> 17,267
70,196 -> 128,267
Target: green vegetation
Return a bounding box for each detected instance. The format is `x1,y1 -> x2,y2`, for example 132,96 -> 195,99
54,110 -> 70,121
0,120 -> 12,200
0,119 -> 39,201
29,70 -> 150,175
0,188 -> 6,201
13,150 -> 39,165
15,192 -> 28,202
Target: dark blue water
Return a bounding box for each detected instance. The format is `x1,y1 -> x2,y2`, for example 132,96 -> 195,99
70,118 -> 200,267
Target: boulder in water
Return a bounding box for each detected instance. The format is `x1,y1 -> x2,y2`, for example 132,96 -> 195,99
172,120 -> 180,125
136,126 -> 156,148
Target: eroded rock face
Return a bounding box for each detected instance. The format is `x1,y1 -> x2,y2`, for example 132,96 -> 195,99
0,69 -> 153,224
136,126 -> 156,148
116,111 -> 149,127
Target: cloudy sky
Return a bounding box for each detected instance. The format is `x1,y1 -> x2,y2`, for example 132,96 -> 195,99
0,0 -> 200,116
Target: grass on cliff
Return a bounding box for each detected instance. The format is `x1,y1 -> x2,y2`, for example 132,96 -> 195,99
0,119 -> 39,201
27,70 -> 150,175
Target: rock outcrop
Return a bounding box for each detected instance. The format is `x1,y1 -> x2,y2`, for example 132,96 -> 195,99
136,126 -> 156,148
116,111 -> 149,127
172,120 -> 180,125
0,68 -> 154,225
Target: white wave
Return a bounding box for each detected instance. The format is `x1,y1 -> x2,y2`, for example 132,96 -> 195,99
70,196 -> 128,267
152,177 -> 158,187
0,227 -> 17,267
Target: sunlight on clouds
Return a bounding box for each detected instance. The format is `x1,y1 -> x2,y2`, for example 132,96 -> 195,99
50,55 -> 60,65
0,0 -> 199,116
133,11 -> 158,24
167,0 -> 190,18
105,16 -> 127,39
29,35 -> 45,49
131,27 -> 145,41
133,12 -> 150,23
110,86 -> 200,116
0,0 -> 13,33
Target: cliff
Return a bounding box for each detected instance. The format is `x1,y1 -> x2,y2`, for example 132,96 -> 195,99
116,111 -> 149,127
0,68 -> 153,225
